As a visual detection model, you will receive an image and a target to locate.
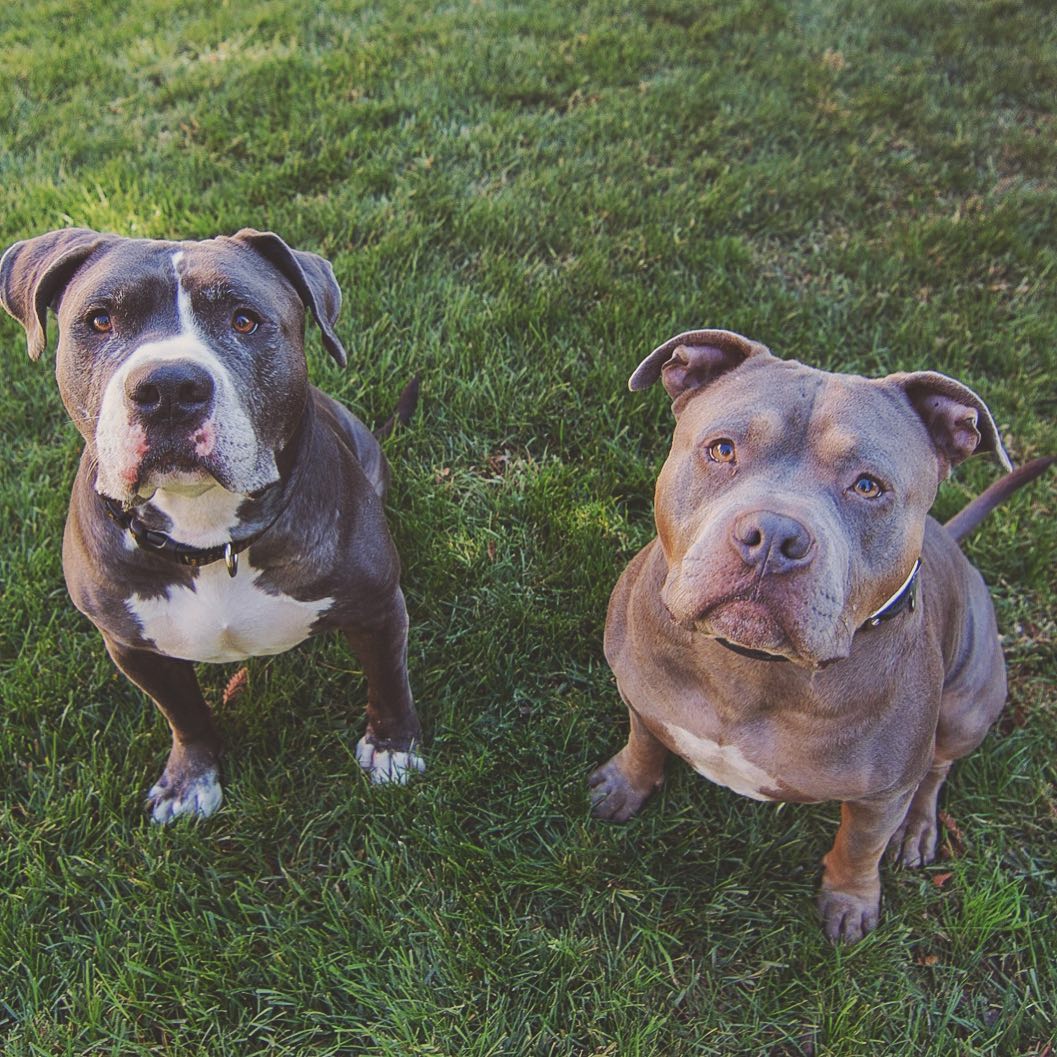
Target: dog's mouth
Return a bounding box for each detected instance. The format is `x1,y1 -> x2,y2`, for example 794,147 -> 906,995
665,594 -> 848,670
96,429 -> 234,504
97,426 -> 281,505
695,597 -> 792,655
131,436 -> 218,495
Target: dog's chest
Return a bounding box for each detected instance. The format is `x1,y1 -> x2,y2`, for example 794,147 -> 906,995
662,721 -> 780,801
127,561 -> 333,663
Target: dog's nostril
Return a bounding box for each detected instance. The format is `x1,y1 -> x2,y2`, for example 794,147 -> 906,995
177,380 -> 210,407
133,383 -> 161,408
780,533 -> 811,561
744,528 -> 762,547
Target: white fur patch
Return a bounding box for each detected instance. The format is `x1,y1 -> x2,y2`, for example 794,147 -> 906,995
148,766 -> 222,823
150,482 -> 244,548
172,250 -> 194,330
663,722 -> 779,801
355,736 -> 426,785
127,559 -> 333,663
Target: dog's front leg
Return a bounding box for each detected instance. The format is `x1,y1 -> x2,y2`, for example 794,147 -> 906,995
103,636 -> 223,823
343,587 -> 424,785
818,790 -> 915,943
588,705 -> 669,822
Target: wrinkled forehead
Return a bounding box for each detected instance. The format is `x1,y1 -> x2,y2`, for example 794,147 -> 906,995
176,237 -> 301,312
57,236 -> 298,316
679,358 -> 935,483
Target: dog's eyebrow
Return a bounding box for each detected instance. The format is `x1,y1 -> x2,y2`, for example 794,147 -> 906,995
746,409 -> 785,441
814,425 -> 865,459
193,280 -> 265,305
690,409 -> 791,449
81,274 -> 170,308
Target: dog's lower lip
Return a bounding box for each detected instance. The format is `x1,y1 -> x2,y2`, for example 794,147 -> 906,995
693,596 -> 795,654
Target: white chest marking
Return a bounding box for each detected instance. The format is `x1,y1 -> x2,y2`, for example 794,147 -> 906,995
663,722 -> 779,801
128,560 -> 333,663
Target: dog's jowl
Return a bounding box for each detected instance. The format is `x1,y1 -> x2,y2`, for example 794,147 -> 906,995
1,228 -> 424,822
591,328 -> 1053,943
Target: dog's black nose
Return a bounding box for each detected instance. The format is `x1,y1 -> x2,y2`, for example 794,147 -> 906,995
126,361 -> 215,426
732,510 -> 815,571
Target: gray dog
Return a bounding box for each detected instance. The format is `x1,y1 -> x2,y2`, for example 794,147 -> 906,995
590,328 -> 1052,942
1,228 -> 423,822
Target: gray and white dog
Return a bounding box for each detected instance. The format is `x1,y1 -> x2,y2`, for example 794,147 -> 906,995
1,228 -> 423,822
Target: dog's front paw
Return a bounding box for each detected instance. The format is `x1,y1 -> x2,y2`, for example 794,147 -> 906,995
588,756 -> 658,822
147,762 -> 222,823
355,735 -> 425,785
887,812 -> 939,868
817,886 -> 880,944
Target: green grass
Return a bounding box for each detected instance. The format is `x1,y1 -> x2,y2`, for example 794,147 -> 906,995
2,0 -> 1056,1053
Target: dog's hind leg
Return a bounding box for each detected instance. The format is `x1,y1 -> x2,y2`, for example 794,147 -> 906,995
890,570 -> 1007,868
887,756 -> 952,868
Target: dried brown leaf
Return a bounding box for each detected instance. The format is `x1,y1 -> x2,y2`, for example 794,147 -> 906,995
223,667 -> 249,706
938,810 -> 965,857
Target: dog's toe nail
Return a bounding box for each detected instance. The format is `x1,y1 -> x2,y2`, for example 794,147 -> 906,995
356,736 -> 425,785
150,799 -> 173,825
354,739 -> 374,770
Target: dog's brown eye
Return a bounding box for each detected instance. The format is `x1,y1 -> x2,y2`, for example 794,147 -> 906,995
707,439 -> 736,464
232,311 -> 259,335
852,475 -> 883,499
90,311 -> 112,334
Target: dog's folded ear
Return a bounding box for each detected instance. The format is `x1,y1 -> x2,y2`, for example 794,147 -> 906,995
629,328 -> 773,403
231,229 -> 347,368
1,228 -> 115,360
888,371 -> 1012,475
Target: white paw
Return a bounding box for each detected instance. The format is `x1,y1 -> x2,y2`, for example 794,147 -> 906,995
355,736 -> 426,785
148,767 -> 223,823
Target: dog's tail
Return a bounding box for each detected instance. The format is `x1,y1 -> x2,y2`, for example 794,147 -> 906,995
944,455 -> 1055,543
375,376 -> 420,440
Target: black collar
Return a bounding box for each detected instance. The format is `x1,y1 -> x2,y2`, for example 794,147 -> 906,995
716,559 -> 922,663
102,495 -> 271,578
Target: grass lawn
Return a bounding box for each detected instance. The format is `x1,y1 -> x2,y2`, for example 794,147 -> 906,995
2,0 -> 1056,1053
